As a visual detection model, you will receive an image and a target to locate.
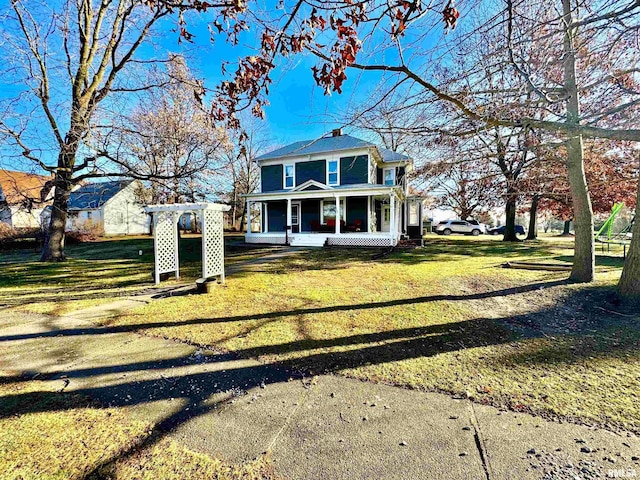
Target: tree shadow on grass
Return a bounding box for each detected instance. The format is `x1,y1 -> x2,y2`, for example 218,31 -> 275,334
0,279 -> 569,343
1,283 -> 638,477
0,316 -> 513,477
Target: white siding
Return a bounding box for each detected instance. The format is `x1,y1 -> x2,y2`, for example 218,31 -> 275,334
102,182 -> 149,235
66,209 -> 103,231
8,206 -> 45,228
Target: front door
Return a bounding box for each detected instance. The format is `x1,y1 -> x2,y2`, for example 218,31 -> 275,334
381,204 -> 390,232
291,203 -> 300,233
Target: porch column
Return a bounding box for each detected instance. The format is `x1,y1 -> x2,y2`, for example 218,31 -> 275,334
263,202 -> 269,233
287,198 -> 292,233
335,195 -> 341,234
173,211 -> 180,280
390,193 -> 396,240
245,200 -> 252,235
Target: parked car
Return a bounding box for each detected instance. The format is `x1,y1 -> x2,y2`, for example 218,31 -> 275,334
488,225 -> 526,236
467,219 -> 488,234
435,220 -> 483,236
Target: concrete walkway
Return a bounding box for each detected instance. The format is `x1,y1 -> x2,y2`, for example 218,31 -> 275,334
1,285 -> 639,479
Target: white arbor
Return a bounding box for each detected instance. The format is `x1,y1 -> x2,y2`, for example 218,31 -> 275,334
145,203 -> 230,285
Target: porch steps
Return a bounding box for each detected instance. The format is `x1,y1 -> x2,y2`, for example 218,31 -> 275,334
289,234 -> 327,247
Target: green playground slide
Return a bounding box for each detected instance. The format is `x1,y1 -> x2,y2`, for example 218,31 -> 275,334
595,203 -> 625,240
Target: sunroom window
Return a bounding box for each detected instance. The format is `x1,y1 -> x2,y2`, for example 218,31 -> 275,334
383,167 -> 395,186
409,201 -> 419,226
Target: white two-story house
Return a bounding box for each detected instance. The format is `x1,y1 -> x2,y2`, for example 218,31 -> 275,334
244,130 -> 424,247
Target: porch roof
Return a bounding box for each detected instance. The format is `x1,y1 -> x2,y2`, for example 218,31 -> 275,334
243,184 -> 401,202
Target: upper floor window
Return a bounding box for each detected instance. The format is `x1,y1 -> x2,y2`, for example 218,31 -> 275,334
284,164 -> 295,189
383,167 -> 395,186
327,160 -> 339,186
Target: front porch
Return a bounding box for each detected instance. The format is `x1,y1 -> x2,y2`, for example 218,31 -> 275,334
245,231 -> 397,247
243,185 -> 402,247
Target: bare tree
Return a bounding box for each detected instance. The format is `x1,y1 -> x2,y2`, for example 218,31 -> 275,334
0,0 -> 245,261
115,56 -> 230,205
419,155 -> 500,221
289,0 -> 638,283
222,116 -> 269,231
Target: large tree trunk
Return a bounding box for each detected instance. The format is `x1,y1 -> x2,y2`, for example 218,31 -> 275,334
41,173 -> 71,262
563,0 -> 595,283
566,135 -> 595,282
562,220 -> 571,235
618,175 -> 640,298
526,195 -> 539,240
503,187 -> 519,242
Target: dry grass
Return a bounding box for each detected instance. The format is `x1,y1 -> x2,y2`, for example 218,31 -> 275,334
0,235 -> 273,315
0,380 -> 277,480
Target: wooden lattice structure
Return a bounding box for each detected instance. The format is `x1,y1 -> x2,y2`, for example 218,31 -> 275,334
145,203 -> 230,285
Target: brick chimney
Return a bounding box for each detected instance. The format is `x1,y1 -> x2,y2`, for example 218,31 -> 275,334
332,128 -> 343,137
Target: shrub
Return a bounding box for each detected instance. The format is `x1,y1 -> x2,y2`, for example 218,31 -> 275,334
0,222 -> 18,240
66,220 -> 105,243
0,223 -> 41,250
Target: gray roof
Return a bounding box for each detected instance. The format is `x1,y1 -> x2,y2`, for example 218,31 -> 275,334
256,134 -> 410,163
68,180 -> 132,210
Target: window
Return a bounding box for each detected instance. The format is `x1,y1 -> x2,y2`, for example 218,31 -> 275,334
86,211 -> 92,220
409,201 -> 419,226
115,212 -> 124,225
327,160 -> 339,186
284,164 -> 295,189
321,199 -> 345,224
383,167 -> 395,186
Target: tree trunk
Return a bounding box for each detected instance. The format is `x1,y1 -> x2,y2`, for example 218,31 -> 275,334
41,174 -> 71,261
562,220 -> 572,235
459,208 -> 473,221
563,0 -> 595,283
566,137 -> 594,282
503,188 -> 519,242
241,207 -> 248,233
526,195 -> 539,240
618,171 -> 640,298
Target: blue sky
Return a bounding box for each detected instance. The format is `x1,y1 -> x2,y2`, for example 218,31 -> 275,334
0,2 -> 450,172
151,11 -> 380,145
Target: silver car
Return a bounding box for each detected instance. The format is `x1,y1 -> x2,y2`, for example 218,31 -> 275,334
435,220 -> 483,236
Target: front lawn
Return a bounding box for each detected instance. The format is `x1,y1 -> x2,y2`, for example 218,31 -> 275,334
3,235 -> 638,434
108,236 -> 640,432
0,234 -> 273,315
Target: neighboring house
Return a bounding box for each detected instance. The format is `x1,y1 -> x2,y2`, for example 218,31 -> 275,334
64,180 -> 149,235
243,129 -> 424,247
0,169 -> 53,228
